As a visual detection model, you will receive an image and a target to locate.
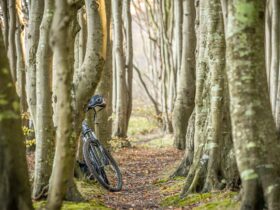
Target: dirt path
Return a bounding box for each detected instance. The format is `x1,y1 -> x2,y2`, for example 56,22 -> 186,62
101,146 -> 183,209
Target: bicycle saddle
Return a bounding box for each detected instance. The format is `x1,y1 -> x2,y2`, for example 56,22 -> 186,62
86,95 -> 106,111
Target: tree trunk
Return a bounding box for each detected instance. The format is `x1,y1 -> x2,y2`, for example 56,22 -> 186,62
33,0 -> 55,199
73,0 -> 106,124
47,1 -> 81,209
158,0 -> 174,133
0,0 -> 9,49
112,0 -> 129,137
74,7 -> 87,165
269,0 -> 279,117
180,0 -> 238,196
7,0 -> 17,82
26,0 -> 44,126
265,0 -> 272,88
0,30 -> 33,210
95,0 -> 113,147
172,111 -> 195,177
174,0 -> 183,85
78,8 -> 87,67
15,7 -> 28,125
123,0 -> 133,130
226,1 -> 280,209
172,0 -> 196,150
272,0 -> 280,132
48,0 -> 106,208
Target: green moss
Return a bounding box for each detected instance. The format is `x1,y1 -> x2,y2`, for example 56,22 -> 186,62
76,179 -> 106,198
161,193 -> 213,207
194,198 -> 239,210
34,180 -> 111,210
161,191 -> 239,209
34,200 -> 111,210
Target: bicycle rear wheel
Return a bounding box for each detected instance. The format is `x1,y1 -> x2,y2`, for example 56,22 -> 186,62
83,139 -> 122,192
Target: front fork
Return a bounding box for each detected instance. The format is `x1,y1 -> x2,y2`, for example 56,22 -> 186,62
83,132 -> 109,166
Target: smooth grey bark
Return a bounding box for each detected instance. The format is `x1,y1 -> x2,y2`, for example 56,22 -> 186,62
15,11 -> 28,121
7,0 -> 17,82
158,0 -> 174,133
174,0 -> 183,83
95,0 -> 113,147
26,0 -> 44,126
123,0 -> 133,130
272,1 -> 280,131
0,0 -> 9,49
74,7 -> 87,164
47,1 -> 81,209
33,0 -> 55,199
112,0 -> 128,137
265,0 -> 272,87
226,1 -> 280,209
0,30 -> 33,210
172,0 -> 196,150
78,8 -> 87,67
269,0 -> 279,117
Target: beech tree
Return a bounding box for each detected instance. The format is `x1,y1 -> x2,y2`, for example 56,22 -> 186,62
226,1 -> 280,209
15,1 -> 28,122
33,0 -> 55,199
112,0 -> 133,137
172,0 -> 196,150
95,0 -> 113,146
7,0 -> 17,82
47,0 -> 107,208
25,0 -> 44,126
176,0 -> 238,195
0,29 -> 33,210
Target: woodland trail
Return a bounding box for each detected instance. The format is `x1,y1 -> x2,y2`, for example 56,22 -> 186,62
101,145 -> 183,209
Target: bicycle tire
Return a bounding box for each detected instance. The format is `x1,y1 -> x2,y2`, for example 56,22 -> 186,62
83,139 -> 122,192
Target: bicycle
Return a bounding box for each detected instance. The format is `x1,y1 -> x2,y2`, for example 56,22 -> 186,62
81,95 -> 122,192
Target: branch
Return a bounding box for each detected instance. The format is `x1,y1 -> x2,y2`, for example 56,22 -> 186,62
133,64 -> 161,115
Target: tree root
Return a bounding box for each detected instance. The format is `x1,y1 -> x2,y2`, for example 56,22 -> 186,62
170,150 -> 193,178
33,184 -> 49,201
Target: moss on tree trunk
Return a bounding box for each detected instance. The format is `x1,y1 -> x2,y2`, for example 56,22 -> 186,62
226,1 -> 280,209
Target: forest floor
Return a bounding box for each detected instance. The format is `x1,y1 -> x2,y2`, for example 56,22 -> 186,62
30,105 -> 240,209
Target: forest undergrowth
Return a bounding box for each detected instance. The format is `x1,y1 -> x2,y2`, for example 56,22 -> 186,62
28,105 -> 240,209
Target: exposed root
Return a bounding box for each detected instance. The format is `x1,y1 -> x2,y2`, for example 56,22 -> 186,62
33,184 -> 49,201
171,150 -> 193,178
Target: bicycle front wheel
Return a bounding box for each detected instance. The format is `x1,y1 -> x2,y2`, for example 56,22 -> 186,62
83,139 -> 122,192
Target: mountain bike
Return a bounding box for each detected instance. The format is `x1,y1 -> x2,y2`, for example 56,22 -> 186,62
81,95 -> 122,192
